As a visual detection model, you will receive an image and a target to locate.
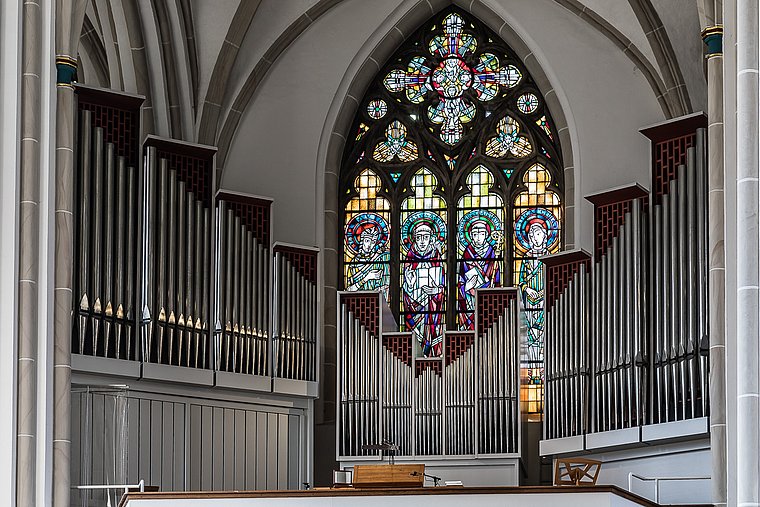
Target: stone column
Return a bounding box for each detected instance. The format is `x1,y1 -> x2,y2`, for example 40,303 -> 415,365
0,1 -> 22,505
53,3 -> 87,506
17,0 -> 43,504
735,0 -> 760,504
701,3 -> 727,503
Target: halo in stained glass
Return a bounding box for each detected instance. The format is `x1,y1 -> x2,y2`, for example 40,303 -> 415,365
401,210 -> 447,251
367,99 -> 388,119
517,93 -> 539,114
457,209 -> 502,249
514,208 -> 560,251
345,212 -> 390,254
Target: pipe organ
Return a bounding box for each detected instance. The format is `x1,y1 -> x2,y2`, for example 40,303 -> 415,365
337,288 -> 520,460
444,332 -> 474,456
541,116 -> 709,452
71,85 -> 319,392
273,245 -> 319,383
476,289 -> 520,455
143,137 -> 214,369
216,192 -> 273,377
74,89 -> 142,361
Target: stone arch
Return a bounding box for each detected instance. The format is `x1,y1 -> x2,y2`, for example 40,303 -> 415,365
315,0 -> 578,427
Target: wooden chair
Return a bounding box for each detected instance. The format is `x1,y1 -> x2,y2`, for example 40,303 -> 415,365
554,458 -> 602,486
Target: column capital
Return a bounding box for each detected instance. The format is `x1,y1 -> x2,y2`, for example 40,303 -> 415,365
55,55 -> 77,88
701,25 -> 723,57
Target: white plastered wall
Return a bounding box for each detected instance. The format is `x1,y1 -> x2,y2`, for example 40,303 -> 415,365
222,0 -> 665,253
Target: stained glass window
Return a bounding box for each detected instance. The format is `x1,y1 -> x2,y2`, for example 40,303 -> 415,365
512,163 -> 561,384
367,99 -> 388,120
401,168 -> 447,356
517,93 -> 539,114
344,169 -> 392,302
340,8 -> 563,374
456,166 -> 504,330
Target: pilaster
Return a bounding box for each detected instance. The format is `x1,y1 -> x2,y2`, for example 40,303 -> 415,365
734,0 -> 759,504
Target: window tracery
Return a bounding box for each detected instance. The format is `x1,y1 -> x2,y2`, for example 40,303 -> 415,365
340,9 -> 564,371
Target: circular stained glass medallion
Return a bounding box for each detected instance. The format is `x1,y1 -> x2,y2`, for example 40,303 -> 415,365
517,93 -> 539,114
367,99 -> 388,120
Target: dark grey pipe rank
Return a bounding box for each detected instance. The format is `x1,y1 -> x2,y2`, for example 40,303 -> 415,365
75,111 -> 137,360
142,147 -> 210,369
271,249 -> 317,381
215,198 -> 274,377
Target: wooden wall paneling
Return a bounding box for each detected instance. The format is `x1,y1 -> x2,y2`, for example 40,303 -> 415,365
212,407 -> 224,490
161,402 -> 174,490
173,403 -> 185,490
139,399 -> 152,486
277,413 -> 288,488
189,405 -> 201,490
201,406 -> 213,490
91,393 -> 105,500
234,409 -> 246,490
71,386 -> 308,494
256,412 -> 267,489
266,413 -> 278,489
288,414 -> 300,489
127,397 -> 140,484
245,410 -> 257,490
71,393 -> 81,488
223,408 -> 235,490
103,394 -> 116,496
150,400 -> 163,487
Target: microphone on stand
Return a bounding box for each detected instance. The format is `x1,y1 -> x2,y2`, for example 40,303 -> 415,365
362,439 -> 399,465
409,470 -> 442,487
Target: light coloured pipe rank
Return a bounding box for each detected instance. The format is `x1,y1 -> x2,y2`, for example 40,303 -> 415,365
78,111 -> 92,356
176,180 -> 186,366
125,165 -> 136,360
695,129 -> 708,417
184,191 -> 195,367
114,158 -> 126,359
91,132 -> 105,355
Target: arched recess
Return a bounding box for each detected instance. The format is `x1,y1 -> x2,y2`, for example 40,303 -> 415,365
316,0 -> 576,421
338,7 -> 565,356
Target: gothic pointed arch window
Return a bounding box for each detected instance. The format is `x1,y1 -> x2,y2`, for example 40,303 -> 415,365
340,9 -> 564,373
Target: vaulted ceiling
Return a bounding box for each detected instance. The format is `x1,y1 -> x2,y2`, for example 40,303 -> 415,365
77,0 -> 708,247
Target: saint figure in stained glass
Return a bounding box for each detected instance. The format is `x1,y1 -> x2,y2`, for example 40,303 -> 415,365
344,212 -> 391,301
514,207 -> 560,363
457,210 -> 502,329
344,170 -> 391,303
402,212 -> 446,356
